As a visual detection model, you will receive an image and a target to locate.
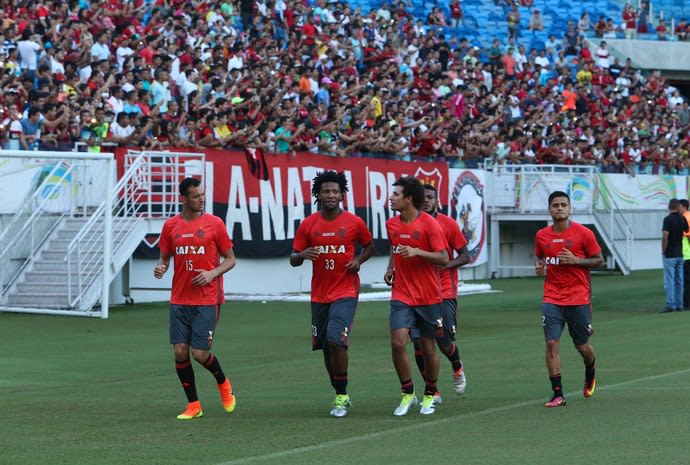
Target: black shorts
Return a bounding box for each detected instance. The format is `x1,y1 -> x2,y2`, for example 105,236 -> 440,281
436,298 -> 458,345
169,304 -> 220,350
310,298 -> 357,350
390,300 -> 443,339
542,303 -> 593,346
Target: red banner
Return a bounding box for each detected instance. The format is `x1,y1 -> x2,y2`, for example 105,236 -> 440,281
118,148 -> 448,258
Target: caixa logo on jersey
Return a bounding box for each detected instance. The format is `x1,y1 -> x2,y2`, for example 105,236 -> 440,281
175,245 -> 206,255
316,245 -> 346,254
544,256 -> 561,265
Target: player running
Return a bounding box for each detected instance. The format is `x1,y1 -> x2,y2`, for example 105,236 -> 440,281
385,176 -> 449,416
412,184 -> 470,401
290,171 -> 375,418
154,177 -> 237,419
534,191 -> 604,408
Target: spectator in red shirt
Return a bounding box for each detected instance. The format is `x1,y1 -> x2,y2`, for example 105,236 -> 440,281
449,0 -> 463,27
300,15 -> 317,48
656,19 -> 668,40
675,19 -> 688,41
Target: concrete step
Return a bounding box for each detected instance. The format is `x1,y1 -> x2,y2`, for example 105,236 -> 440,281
22,271 -> 98,285
55,225 -> 134,240
31,260 -> 71,272
39,250 -> 69,261
15,282 -> 85,294
7,293 -> 72,307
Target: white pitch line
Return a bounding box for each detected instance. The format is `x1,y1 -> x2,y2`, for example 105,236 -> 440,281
214,367 -> 690,465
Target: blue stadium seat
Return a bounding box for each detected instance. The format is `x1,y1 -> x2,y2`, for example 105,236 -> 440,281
530,40 -> 546,51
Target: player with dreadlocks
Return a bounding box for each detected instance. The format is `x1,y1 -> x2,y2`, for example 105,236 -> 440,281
290,170 -> 375,417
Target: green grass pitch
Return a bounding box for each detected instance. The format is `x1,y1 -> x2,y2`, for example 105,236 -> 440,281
2,269 -> 690,465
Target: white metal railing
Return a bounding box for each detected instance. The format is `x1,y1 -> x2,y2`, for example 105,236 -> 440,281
487,163 -> 598,214
65,154 -> 140,313
0,162 -> 73,301
65,151 -> 205,316
592,174 -> 634,274
124,150 -> 206,218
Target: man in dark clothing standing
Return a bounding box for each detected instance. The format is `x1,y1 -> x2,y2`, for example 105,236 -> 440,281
240,0 -> 254,33
661,198 -> 688,313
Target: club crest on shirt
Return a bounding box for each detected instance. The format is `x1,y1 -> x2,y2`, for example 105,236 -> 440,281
412,230 -> 421,240
337,227 -> 346,238
196,228 -> 206,238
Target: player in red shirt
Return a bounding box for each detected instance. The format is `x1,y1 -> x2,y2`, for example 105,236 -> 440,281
154,178 -> 238,420
534,191 -> 604,408
412,184 -> 470,400
290,171 -> 375,418
384,176 -> 449,416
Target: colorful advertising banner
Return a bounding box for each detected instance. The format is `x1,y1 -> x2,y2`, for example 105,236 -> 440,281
0,158 -> 77,214
596,174 -> 688,210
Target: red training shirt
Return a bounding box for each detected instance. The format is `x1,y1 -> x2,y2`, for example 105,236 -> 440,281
534,221 -> 601,305
159,213 -> 233,305
292,210 -> 373,303
386,212 -> 448,306
435,213 -> 468,299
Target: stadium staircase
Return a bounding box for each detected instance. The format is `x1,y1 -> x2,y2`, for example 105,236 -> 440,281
486,164 -> 632,277
0,151 -> 204,317
6,215 -> 146,311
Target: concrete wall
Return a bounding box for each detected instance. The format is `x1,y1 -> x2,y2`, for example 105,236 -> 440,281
592,38 -> 690,73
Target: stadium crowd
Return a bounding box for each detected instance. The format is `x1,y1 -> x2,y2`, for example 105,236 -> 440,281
0,0 -> 688,175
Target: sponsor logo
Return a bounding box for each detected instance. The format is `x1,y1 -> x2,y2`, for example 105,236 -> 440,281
175,245 -> 206,255
316,244 -> 346,254
544,256 -> 561,265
